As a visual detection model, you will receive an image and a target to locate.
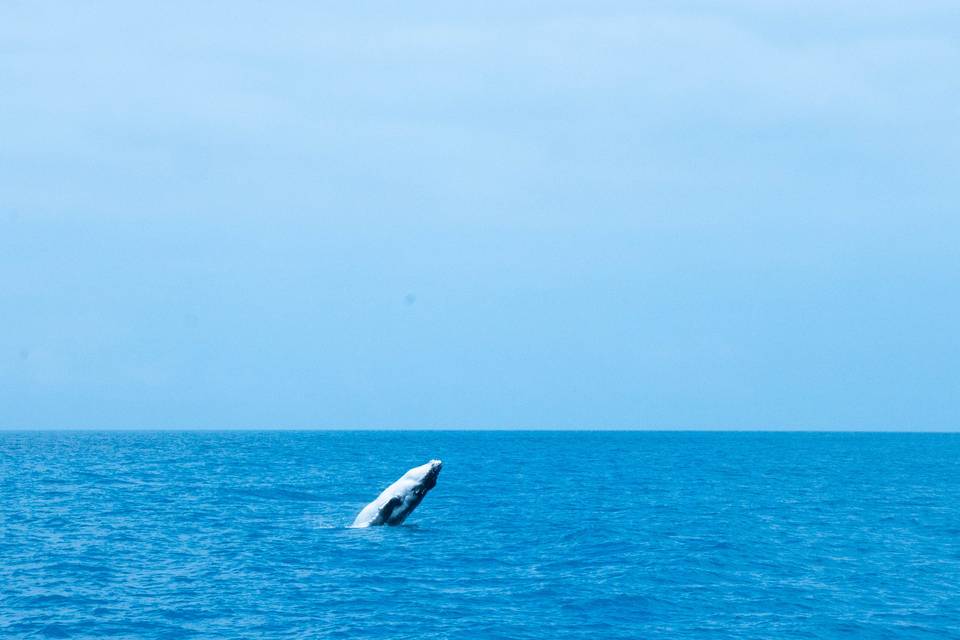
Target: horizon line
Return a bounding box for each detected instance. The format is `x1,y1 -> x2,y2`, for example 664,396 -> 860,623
1,427 -> 958,433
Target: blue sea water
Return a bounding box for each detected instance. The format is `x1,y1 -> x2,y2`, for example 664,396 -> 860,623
2,431 -> 959,639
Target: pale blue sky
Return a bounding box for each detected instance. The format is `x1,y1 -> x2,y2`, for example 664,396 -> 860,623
1,1 -> 958,429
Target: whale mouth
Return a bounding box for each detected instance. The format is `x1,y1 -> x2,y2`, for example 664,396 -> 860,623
422,460 -> 443,489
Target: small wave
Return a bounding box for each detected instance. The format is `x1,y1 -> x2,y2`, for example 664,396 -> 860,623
226,487 -> 323,502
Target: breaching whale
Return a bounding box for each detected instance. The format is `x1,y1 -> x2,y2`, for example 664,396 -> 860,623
351,459 -> 443,527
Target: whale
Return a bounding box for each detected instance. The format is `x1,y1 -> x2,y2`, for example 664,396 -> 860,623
351,459 -> 443,527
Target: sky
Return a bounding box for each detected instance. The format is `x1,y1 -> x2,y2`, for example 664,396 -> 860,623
1,1 -> 958,429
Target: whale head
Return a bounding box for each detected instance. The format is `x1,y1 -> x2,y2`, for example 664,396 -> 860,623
406,459 -> 443,493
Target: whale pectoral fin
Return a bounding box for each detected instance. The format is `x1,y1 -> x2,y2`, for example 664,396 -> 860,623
376,495 -> 403,524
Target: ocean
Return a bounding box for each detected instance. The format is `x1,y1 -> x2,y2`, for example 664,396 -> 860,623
2,431 -> 959,639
